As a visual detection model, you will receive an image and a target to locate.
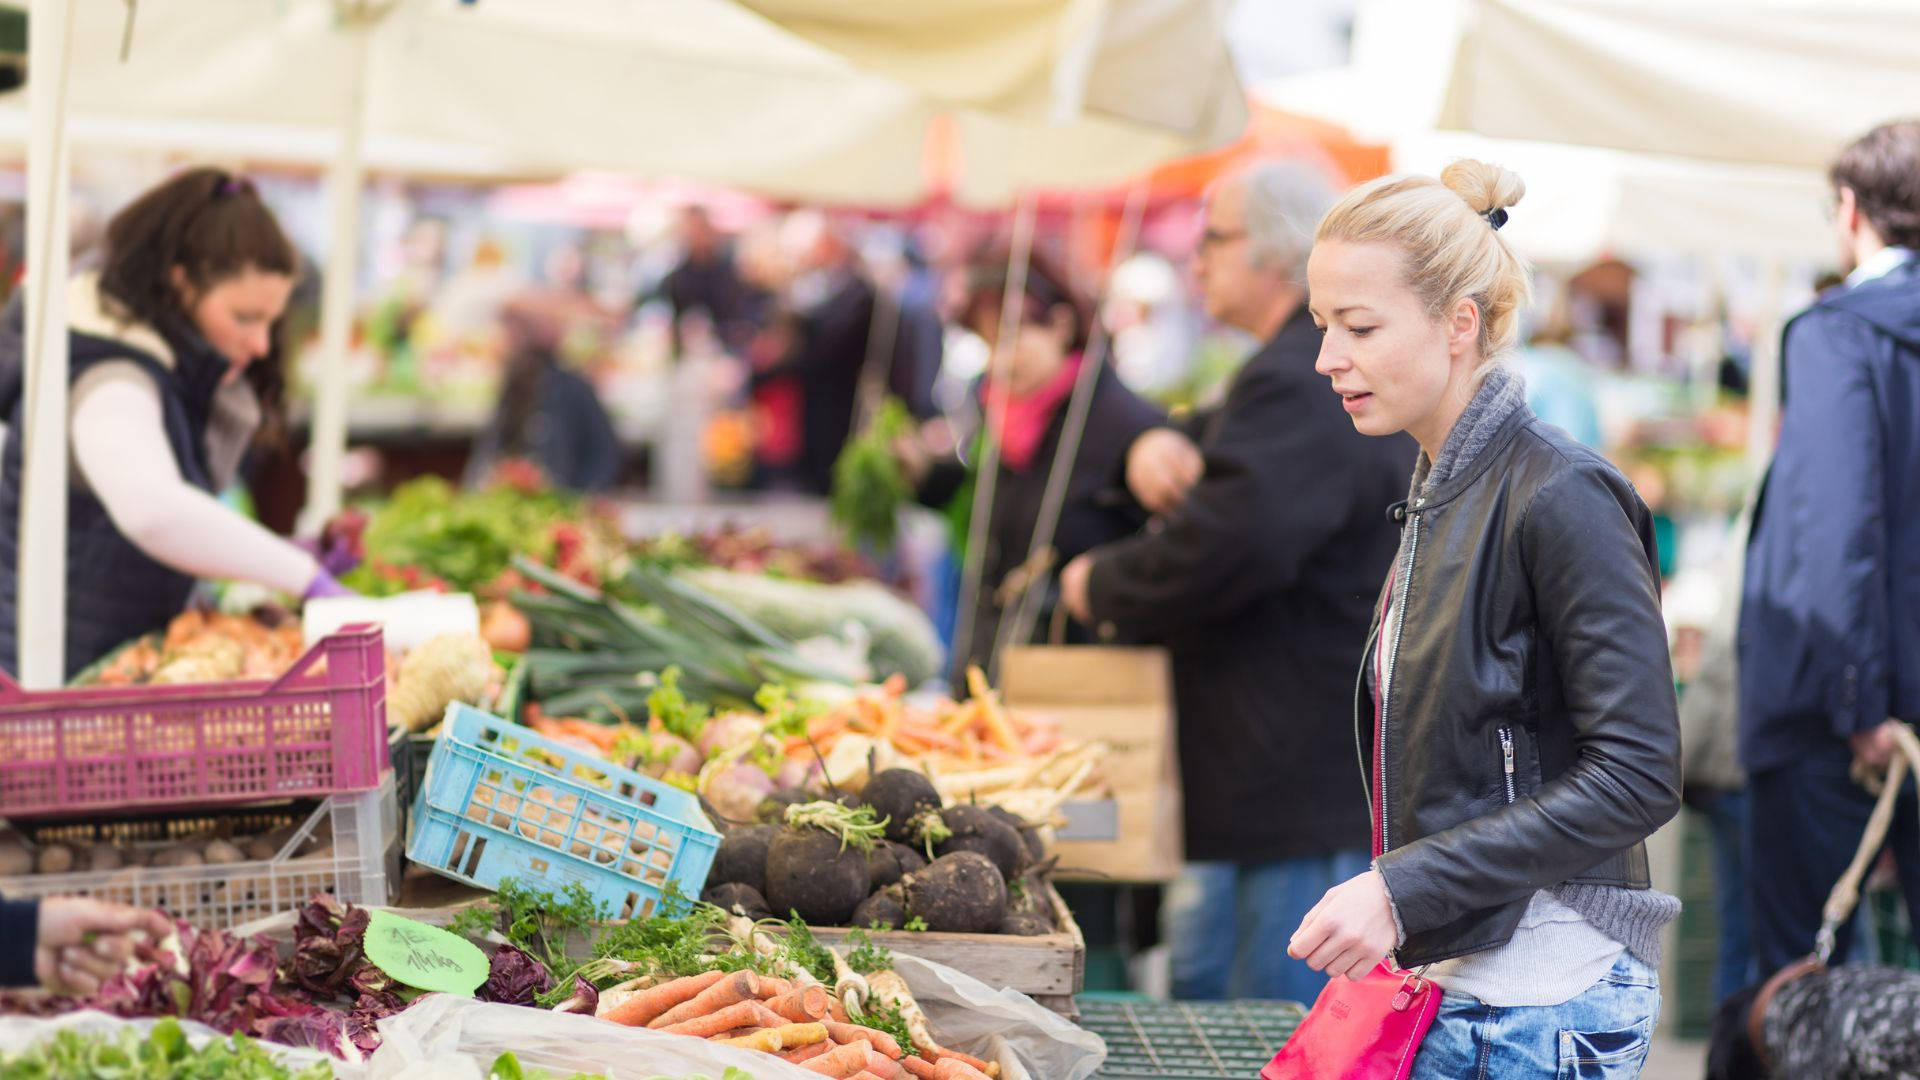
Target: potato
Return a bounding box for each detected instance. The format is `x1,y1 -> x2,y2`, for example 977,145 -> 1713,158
0,836 -> 33,877
203,840 -> 246,865
149,845 -> 204,868
35,843 -> 76,875
84,844 -> 123,873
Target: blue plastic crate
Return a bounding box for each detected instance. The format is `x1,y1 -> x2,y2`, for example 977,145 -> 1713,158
407,704 -> 720,919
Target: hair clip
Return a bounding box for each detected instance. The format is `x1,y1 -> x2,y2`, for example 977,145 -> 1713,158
1481,207 -> 1508,231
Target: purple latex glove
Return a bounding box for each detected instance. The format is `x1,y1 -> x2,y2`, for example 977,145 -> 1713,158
303,568 -> 358,602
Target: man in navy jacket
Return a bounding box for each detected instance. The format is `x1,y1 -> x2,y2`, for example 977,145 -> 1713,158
1740,119 -> 1920,975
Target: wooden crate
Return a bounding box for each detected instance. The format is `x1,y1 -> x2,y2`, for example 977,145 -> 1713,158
811,882 -> 1086,1019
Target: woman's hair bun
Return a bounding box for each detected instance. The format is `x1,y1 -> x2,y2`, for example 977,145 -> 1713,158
1439,159 -> 1525,216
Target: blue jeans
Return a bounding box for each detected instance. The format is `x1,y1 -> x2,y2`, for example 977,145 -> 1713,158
1408,954 -> 1660,1079
1164,852 -> 1370,1002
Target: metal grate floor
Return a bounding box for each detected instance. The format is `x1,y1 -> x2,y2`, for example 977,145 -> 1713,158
1083,998 -> 1306,1078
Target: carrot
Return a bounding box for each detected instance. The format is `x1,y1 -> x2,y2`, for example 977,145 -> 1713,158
601,970 -> 728,1027
655,999 -> 767,1039
896,723 -> 963,751
882,673 -> 908,696
932,1050 -> 998,1078
753,1001 -> 793,1028
767,985 -> 833,1023
784,1041 -> 835,1063
899,1058 -> 940,1079
717,1021 -> 828,1054
933,1060 -> 993,1080
860,1048 -> 904,1078
754,974 -> 795,997
827,996 -> 851,1023
649,970 -> 761,1028
824,1021 -> 902,1059
848,1072 -> 887,1080
799,1042 -> 877,1077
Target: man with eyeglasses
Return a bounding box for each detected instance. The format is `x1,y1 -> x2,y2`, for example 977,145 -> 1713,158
1059,162 -> 1413,1002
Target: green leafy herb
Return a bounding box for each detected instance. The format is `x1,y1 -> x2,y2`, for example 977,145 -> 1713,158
843,928 -> 894,975
448,878 -> 606,981
648,665 -> 711,742
829,398 -> 915,552
778,915 -> 838,985
904,916 -> 930,933
0,1018 -> 332,1079
851,1000 -> 918,1061
754,683 -> 824,740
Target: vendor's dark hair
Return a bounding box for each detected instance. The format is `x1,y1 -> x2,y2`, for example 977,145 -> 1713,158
97,167 -> 300,445
1831,119 -> 1920,249
960,248 -> 1091,353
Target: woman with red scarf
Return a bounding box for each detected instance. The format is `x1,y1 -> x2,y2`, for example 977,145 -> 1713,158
901,253 -> 1164,683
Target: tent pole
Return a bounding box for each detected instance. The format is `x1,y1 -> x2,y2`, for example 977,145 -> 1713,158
16,0 -> 78,687
299,11 -> 374,534
950,191 -> 1037,687
990,180 -> 1149,677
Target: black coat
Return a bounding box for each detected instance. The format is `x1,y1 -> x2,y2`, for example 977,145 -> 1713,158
923,365 -> 1163,682
1740,256 -> 1920,773
1084,308 -> 1414,863
1362,406 -> 1681,967
764,273 -> 940,495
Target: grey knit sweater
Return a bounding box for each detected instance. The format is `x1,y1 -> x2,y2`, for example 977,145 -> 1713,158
1390,366 -> 1680,973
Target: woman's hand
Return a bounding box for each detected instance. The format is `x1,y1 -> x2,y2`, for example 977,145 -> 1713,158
1288,869 -> 1399,982
35,897 -> 173,995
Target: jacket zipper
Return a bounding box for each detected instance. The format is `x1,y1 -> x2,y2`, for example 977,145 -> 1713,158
1499,725 -> 1517,804
1378,505 -> 1421,854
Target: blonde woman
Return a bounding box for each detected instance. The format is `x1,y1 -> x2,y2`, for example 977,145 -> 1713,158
1285,161 -> 1682,1077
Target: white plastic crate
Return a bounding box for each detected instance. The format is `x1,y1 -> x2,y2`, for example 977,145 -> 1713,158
0,771 -> 400,929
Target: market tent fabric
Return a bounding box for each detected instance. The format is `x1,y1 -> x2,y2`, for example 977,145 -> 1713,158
1392,133 -> 1833,265
1436,0 -> 1920,170
0,0 -> 1245,207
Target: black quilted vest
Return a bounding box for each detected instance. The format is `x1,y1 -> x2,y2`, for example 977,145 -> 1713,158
0,318 -> 224,681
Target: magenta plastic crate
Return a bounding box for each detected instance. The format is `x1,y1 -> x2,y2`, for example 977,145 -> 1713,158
0,624 -> 388,818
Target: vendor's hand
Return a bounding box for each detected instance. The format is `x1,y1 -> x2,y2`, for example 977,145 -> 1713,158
1289,869 -> 1398,982
35,897 -> 172,996
1060,555 -> 1094,624
303,568 -> 358,602
1126,428 -> 1203,516
1851,719 -> 1909,771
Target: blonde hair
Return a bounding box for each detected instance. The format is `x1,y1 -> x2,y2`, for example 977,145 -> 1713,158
1315,160 -> 1533,366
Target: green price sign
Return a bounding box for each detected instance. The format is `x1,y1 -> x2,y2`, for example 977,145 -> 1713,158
363,910 -> 490,996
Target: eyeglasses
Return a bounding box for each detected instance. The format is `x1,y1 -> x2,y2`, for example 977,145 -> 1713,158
1198,227 -> 1247,251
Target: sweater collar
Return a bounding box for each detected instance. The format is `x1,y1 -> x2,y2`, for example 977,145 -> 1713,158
1408,364 -> 1530,506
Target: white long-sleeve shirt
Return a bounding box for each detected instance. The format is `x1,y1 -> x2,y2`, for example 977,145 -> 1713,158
61,273 -> 318,597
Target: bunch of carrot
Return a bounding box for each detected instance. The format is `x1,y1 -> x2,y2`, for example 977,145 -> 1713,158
597,969 -> 998,1080
783,669 -> 1062,766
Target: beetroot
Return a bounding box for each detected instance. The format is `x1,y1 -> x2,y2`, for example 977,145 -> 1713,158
934,804 -> 1029,880
707,824 -> 777,897
903,851 -> 1007,933
703,882 -> 774,921
998,912 -> 1054,936
851,887 -> 909,931
864,768 -> 945,847
866,840 -> 927,891
764,827 -> 871,925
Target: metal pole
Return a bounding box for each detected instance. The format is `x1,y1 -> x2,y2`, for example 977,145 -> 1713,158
299,9 -> 374,533
17,0 -> 78,686
990,181 -> 1149,674
949,191 -> 1037,686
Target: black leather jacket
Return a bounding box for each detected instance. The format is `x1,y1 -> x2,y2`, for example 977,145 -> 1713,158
1361,407 -> 1682,968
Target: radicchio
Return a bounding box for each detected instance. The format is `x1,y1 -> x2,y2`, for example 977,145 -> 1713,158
474,944 -> 555,1006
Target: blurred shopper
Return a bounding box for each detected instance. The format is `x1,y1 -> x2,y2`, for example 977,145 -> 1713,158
1287,161 -> 1679,1077
468,296 -> 624,493
1680,510 -> 1755,1004
0,168 -> 347,681
1739,119 -> 1920,975
902,252 -> 1162,683
652,205 -> 747,352
1057,162 -> 1413,1002
755,213 -> 936,494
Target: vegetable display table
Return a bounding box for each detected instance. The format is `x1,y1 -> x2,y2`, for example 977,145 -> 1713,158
1083,998 -> 1305,1078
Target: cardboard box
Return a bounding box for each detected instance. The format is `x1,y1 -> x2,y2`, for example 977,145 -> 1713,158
999,644 -> 1182,883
